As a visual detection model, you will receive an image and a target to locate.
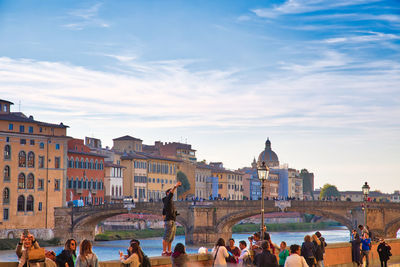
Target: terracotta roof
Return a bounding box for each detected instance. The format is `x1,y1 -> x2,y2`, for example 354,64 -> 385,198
68,150 -> 108,158
104,162 -> 126,168
0,112 -> 69,128
0,99 -> 14,105
113,135 -> 142,141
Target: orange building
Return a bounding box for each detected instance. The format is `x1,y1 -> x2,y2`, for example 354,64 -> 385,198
66,139 -> 106,205
0,99 -> 70,237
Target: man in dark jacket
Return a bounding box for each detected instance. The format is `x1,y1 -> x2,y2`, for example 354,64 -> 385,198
253,241 -> 278,267
162,181 -> 181,256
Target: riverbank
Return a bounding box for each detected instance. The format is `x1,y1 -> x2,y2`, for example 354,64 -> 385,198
0,238 -> 60,250
95,221 -> 341,241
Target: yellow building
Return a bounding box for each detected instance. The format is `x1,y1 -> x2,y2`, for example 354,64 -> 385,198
147,155 -> 179,201
113,135 -> 179,202
210,162 -> 243,200
0,99 -> 69,238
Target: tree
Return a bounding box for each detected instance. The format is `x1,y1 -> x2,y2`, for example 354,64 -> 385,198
176,171 -> 190,197
320,184 -> 340,200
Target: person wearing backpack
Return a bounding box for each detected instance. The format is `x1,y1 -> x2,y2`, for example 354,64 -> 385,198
238,241 -> 251,267
120,239 -> 151,267
360,233 -> 371,267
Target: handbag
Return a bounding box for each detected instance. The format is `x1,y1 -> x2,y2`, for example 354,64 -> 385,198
28,247 -> 46,262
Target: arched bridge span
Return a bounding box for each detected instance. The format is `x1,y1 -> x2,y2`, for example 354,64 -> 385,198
54,200 -> 400,245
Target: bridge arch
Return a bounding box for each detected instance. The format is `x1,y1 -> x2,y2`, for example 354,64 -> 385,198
384,217 -> 400,238
216,207 -> 353,237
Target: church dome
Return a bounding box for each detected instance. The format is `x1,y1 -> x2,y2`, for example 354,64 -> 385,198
258,138 -> 279,168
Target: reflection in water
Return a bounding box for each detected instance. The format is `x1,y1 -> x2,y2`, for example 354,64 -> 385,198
0,227 -> 350,262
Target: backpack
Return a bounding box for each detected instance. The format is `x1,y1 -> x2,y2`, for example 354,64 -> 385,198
141,254 -> 151,267
243,252 -> 254,267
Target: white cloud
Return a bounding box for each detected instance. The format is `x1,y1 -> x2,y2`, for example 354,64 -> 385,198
63,3 -> 109,30
251,0 -> 381,19
322,31 -> 400,44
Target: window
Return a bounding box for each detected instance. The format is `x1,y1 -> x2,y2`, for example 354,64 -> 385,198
4,165 -> 10,181
26,195 -> 34,211
28,152 -> 35,168
4,145 -> 11,160
39,127 -> 42,133
111,186 -> 114,196
3,208 -> 9,220
28,126 -> 33,133
55,157 -> 60,169
19,151 -> 26,167
85,159 -> 89,169
17,195 -> 25,211
6,137 -> 9,142
55,144 -> 60,150
84,179 -> 88,189
20,139 -> 26,145
73,178 -> 77,189
18,173 -> 26,189
38,202 -> 42,211
95,160 -> 98,170
38,156 -> 44,168
81,159 -> 84,169
54,179 -> 60,191
38,179 -> 44,190
27,173 -> 34,189
30,140 -> 35,145
3,188 -> 10,204
8,123 -> 13,130
39,142 -> 44,149
19,125 -> 25,133
78,178 -> 82,189
75,159 -> 79,168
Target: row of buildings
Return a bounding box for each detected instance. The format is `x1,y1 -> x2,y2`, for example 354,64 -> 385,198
0,98 -> 309,237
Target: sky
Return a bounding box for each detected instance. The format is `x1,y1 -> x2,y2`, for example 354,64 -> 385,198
0,0 -> 399,193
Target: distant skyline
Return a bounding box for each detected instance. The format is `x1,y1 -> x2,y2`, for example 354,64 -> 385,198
0,0 -> 399,193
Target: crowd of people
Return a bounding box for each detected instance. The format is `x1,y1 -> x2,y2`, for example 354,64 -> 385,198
15,182 -> 393,267
210,229 -> 327,267
15,224 -> 394,267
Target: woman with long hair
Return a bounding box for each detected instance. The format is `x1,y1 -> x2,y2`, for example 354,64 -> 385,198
56,239 -> 77,267
119,241 -> 143,267
171,243 -> 188,267
212,238 -> 229,267
301,235 -> 315,267
76,240 -> 98,267
311,234 -> 323,267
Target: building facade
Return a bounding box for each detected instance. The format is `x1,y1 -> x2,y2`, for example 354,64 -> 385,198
288,168 -> 303,199
66,139 -> 106,205
0,99 -> 69,237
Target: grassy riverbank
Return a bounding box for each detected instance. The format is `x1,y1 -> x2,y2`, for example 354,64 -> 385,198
233,221 -> 342,233
0,238 -> 61,250
95,227 -> 186,241
95,222 -> 342,241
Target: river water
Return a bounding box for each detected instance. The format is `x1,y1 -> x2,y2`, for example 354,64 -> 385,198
0,227 -> 350,262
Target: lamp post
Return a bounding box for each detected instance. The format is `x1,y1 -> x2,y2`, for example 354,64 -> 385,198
257,161 -> 269,241
362,182 -> 370,226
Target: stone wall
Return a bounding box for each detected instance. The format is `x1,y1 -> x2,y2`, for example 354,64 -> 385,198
0,228 -> 54,240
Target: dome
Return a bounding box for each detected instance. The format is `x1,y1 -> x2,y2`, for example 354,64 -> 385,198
257,138 -> 279,167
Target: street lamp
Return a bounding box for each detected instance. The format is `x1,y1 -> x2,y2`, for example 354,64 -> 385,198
257,161 -> 269,241
362,182 -> 370,226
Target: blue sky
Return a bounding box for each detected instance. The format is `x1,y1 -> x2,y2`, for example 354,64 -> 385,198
1,0 -> 399,193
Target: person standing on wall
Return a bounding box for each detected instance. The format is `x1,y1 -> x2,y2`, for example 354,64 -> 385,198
162,181 -> 182,256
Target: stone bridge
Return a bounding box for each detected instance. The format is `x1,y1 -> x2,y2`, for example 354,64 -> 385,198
53,200 -> 400,245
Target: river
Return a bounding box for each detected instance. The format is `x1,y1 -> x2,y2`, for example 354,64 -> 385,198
0,227 -> 350,262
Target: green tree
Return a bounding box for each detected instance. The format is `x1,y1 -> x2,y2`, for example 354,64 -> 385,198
176,171 -> 190,197
320,184 -> 340,200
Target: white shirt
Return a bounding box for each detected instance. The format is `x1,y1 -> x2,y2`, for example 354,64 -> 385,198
238,248 -> 250,267
284,253 -> 308,267
212,246 -> 229,267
